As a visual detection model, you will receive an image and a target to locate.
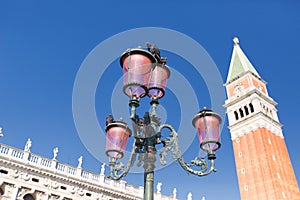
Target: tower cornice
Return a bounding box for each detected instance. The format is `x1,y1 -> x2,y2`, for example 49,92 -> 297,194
224,87 -> 277,108
228,112 -> 283,140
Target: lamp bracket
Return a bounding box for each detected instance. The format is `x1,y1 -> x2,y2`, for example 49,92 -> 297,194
108,138 -> 138,180
158,124 -> 217,177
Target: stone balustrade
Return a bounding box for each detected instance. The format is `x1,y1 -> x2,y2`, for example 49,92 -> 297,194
0,143 -> 176,200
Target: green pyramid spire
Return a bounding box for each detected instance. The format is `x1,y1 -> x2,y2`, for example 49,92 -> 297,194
226,37 -> 260,83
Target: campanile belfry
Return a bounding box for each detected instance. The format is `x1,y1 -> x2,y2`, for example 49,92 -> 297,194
224,37 -> 300,199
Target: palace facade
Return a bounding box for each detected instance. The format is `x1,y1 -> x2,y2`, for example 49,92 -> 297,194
0,142 -> 176,200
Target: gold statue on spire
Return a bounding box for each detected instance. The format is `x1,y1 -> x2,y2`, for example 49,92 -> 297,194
233,37 -> 239,45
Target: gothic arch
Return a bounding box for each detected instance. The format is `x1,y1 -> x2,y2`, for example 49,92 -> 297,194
249,103 -> 254,113
23,194 -> 35,200
0,187 -> 3,199
244,106 -> 249,116
234,111 -> 239,120
239,108 -> 244,118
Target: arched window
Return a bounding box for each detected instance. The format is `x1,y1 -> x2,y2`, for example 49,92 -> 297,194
249,103 -> 254,113
23,194 -> 35,200
244,106 -> 249,115
270,110 -> 273,117
239,108 -> 244,118
234,111 -> 239,120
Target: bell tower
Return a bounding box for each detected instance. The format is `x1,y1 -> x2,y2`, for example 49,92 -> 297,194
224,37 -> 300,199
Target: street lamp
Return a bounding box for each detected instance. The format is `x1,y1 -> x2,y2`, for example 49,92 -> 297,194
105,44 -> 222,200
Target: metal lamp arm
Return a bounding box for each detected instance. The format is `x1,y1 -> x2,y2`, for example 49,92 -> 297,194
177,155 -> 216,176
109,138 -> 138,180
158,124 -> 216,177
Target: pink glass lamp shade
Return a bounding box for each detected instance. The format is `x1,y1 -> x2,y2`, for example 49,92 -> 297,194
120,48 -> 156,98
105,121 -> 132,159
148,64 -> 170,99
192,108 -> 221,152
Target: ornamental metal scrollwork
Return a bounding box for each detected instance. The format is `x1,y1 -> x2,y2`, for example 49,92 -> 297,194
159,124 -> 216,176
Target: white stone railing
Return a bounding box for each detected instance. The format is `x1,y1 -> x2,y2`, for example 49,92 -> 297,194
0,143 -> 174,199
0,144 -> 24,159
0,144 -> 9,154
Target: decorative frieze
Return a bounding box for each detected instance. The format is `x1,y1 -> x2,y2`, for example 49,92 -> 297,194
229,115 -> 283,140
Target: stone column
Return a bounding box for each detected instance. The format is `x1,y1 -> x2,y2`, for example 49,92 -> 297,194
51,159 -> 57,169
99,174 -> 105,183
43,193 -> 50,200
119,180 -> 126,190
23,151 -> 30,161
10,185 -> 19,200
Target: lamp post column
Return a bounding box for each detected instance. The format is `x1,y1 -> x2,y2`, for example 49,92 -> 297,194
105,44 -> 222,200
143,146 -> 156,200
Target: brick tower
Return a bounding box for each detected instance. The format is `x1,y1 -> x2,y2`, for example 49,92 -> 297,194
224,37 -> 300,199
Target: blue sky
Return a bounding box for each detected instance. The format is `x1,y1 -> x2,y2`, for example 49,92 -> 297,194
0,1 -> 299,200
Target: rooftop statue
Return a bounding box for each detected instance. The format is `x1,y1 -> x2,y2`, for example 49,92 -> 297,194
24,138 -> 32,152
156,182 -> 162,193
187,192 -> 192,200
77,156 -> 83,168
53,147 -> 58,160
172,188 -> 177,199
100,163 -> 105,175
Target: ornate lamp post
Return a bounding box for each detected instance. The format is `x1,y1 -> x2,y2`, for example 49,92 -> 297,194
105,44 -> 222,200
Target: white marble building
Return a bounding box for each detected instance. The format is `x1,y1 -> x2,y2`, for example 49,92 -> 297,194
0,140 -> 177,200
